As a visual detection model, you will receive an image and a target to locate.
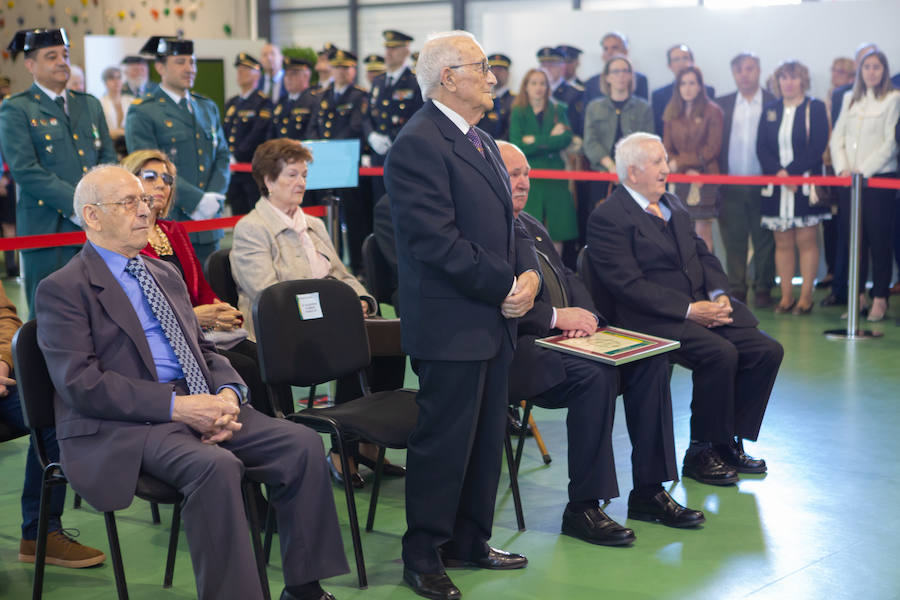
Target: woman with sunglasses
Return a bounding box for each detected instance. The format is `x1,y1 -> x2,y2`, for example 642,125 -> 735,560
119,150 -> 271,420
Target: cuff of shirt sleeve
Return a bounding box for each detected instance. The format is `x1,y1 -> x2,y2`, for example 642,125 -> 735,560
508,276 -> 517,297
218,384 -> 248,406
708,289 -> 725,301
550,307 -> 557,329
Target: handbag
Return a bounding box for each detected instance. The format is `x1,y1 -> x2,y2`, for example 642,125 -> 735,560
203,326 -> 249,350
804,101 -> 832,205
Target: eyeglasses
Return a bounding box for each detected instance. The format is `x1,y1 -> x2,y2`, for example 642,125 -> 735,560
448,59 -> 491,77
89,195 -> 156,212
140,169 -> 175,186
608,68 -> 632,76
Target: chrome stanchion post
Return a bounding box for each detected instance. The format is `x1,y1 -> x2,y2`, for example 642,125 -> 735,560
324,192 -> 341,244
825,172 -> 882,339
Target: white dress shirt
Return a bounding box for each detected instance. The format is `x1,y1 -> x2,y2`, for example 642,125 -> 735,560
727,88 -> 763,175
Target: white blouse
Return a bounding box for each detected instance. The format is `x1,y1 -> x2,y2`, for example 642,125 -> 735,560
830,88 -> 900,177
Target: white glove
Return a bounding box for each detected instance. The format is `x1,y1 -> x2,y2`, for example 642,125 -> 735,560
367,131 -> 393,156
190,192 -> 224,221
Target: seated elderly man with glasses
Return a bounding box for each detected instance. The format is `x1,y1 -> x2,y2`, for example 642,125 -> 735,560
34,164 -> 349,600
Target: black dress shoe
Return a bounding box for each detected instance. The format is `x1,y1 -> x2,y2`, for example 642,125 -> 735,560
820,293 -> 846,307
403,568 -> 461,600
714,439 -> 767,474
279,587 -> 335,600
326,454 -> 365,489
561,506 -> 635,546
753,290 -> 773,309
356,453 -> 406,477
441,546 -> 527,570
627,489 -> 705,528
682,446 -> 739,486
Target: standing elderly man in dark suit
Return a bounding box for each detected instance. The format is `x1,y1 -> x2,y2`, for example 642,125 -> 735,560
587,132 -> 783,488
500,141 -> 704,547
34,165 -> 348,600
384,30 -> 540,600
715,52 -> 776,308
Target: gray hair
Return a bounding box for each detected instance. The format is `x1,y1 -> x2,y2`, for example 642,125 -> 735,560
73,164 -> 136,219
416,30 -> 480,99
602,31 -> 628,49
730,52 -> 760,70
614,132 -> 663,182
101,65 -> 122,82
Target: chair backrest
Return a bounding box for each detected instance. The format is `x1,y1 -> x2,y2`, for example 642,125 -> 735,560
252,279 -> 371,387
536,250 -> 568,308
11,320 -> 56,466
361,233 -> 395,306
204,248 -> 239,306
576,246 -> 617,322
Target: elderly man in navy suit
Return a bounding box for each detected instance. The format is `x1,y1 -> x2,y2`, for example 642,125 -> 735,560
35,165 -> 348,600
385,30 -> 540,600
587,133 -> 783,489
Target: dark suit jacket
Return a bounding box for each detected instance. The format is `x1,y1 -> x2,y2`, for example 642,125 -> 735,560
584,70 -> 649,105
652,81 -> 716,136
255,70 -> 288,103
34,243 -> 243,512
716,88 -> 776,173
587,186 -> 757,341
509,211 -> 602,402
384,101 -> 538,361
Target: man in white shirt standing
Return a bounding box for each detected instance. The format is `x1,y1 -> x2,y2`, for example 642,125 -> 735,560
715,52 -> 776,308
257,43 -> 285,103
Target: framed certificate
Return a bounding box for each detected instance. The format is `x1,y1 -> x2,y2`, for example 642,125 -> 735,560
535,326 -> 680,366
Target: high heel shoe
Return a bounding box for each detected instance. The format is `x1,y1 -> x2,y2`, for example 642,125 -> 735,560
326,454 -> 365,489
867,298 -> 888,322
774,299 -> 796,314
792,302 -> 813,315
356,452 -> 407,477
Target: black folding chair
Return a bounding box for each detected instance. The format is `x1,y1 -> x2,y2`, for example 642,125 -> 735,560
253,279 -> 418,589
204,247 -> 239,307
13,320 -> 269,600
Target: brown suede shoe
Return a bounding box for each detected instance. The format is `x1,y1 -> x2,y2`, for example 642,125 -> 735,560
19,529 -> 106,568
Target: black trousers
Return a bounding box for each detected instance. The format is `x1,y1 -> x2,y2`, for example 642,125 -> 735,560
402,340 -> 513,574
226,172 -> 259,216
858,179 -> 897,298
671,323 -> 783,444
534,352 -> 676,502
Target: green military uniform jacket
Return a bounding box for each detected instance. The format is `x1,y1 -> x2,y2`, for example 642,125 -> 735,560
0,83 -> 115,310
125,87 -> 230,245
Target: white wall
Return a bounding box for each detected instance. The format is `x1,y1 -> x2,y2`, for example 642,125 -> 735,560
481,0 -> 900,100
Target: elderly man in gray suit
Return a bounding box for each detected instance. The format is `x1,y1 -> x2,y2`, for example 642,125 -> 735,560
34,165 -> 347,600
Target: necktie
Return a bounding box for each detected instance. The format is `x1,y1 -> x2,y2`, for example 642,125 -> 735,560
54,96 -> 67,116
466,127 -> 485,157
125,258 -> 210,395
178,97 -> 191,114
646,203 -> 664,220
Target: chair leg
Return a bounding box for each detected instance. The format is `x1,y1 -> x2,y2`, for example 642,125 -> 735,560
335,431 -> 367,588
514,402 -> 531,472
263,490 -> 276,565
307,384 -> 317,409
150,502 -> 161,525
365,446 -> 386,532
529,413 -> 552,465
103,511 -> 129,600
32,468 -> 55,600
163,502 -> 181,588
504,432 -> 526,532
73,493 -> 82,509
242,481 -> 271,600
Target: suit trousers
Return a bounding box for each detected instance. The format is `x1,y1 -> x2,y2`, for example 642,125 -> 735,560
717,184 -> 775,296
534,353 -> 676,502
402,340 -> 513,573
139,405 -> 348,600
671,323 -> 783,444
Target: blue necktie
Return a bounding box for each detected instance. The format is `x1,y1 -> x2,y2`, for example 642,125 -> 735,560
466,127 -> 485,157
125,258 -> 209,395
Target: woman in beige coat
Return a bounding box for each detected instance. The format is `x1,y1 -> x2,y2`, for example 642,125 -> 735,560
231,138 -> 403,487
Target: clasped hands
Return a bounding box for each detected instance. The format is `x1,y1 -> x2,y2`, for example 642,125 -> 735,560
172,388 -> 242,444
195,300 -> 243,332
688,295 -> 733,328
501,270 -> 540,319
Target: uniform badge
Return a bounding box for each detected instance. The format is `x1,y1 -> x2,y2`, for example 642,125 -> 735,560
274,104 -> 283,115
92,124 -> 102,149
45,145 -> 53,154
40,119 -> 48,126
321,100 -> 329,109
49,118 -> 58,126
30,119 -> 38,127
165,120 -> 174,128
226,105 -> 236,117
766,110 -> 777,122
392,115 -> 400,124
372,87 -> 379,99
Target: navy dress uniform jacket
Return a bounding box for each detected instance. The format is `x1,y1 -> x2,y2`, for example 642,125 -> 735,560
309,83 -> 368,140
269,89 -> 320,140
366,67 -> 423,143
477,89 -> 514,141
223,90 -> 273,162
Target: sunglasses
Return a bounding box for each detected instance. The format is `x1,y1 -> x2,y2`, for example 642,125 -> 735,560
140,169 -> 175,186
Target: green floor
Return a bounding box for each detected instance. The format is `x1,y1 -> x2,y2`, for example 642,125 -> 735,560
2,274 -> 900,600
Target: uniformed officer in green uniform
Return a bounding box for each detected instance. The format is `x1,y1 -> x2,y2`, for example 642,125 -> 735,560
223,52 -> 272,215
365,30 -> 423,202
125,36 -> 230,265
308,48 -> 371,271
477,53 -> 515,140
0,28 -> 115,312
269,56 -> 318,141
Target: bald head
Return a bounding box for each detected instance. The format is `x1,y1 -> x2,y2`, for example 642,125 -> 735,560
76,165 -> 151,257
498,141 -> 530,217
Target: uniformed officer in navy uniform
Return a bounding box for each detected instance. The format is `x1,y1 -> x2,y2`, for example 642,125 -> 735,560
121,55 -> 158,98
477,53 -> 515,141
559,45 -> 585,87
125,36 -> 230,265
363,54 -> 386,87
269,55 -> 318,141
550,46 -> 586,137
0,28 -> 115,311
308,48 -> 371,271
366,30 -> 423,202
223,53 -> 273,215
